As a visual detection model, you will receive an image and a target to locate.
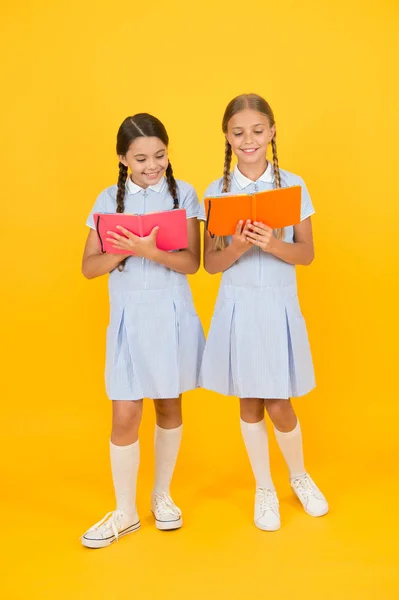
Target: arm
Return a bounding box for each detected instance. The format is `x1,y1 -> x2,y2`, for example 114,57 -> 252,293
82,229 -> 130,279
204,220 -> 253,275
246,217 -> 315,266
107,217 -> 201,275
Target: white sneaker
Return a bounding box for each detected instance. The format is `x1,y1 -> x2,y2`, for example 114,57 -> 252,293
291,473 -> 329,517
151,492 -> 182,530
254,488 -> 281,531
81,510 -> 140,548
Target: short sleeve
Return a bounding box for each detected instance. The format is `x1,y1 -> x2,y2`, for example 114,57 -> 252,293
201,179 -> 224,223
203,179 -> 223,200
179,182 -> 205,221
86,187 -> 116,229
197,202 -> 206,221
298,177 -> 315,221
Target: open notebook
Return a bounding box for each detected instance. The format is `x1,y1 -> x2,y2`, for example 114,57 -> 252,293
204,186 -> 302,237
94,209 -> 188,254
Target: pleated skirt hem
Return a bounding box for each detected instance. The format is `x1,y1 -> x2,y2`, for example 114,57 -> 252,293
105,286 -> 205,401
199,284 -> 316,399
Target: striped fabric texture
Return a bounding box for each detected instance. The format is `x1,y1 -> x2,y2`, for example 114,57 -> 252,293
199,164 -> 316,399
86,178 -> 205,400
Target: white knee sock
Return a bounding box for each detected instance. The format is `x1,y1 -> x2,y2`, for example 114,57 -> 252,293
274,420 -> 306,479
240,418 -> 275,490
153,424 -> 183,495
110,440 -> 140,519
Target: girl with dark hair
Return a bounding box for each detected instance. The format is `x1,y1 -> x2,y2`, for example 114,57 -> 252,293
81,113 -> 205,548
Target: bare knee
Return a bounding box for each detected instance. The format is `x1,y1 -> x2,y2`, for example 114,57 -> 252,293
265,399 -> 297,431
240,398 -> 265,423
154,396 -> 182,429
111,400 -> 143,444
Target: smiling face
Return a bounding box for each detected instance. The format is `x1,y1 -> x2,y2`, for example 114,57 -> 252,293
119,136 -> 169,189
225,108 -> 276,168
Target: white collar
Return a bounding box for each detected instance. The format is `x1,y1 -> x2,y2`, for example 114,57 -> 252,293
233,161 -> 274,190
126,175 -> 166,195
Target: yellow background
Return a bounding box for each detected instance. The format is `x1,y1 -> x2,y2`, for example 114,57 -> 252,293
1,0 -> 398,598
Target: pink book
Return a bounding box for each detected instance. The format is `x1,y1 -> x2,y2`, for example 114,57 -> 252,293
94,209 -> 188,255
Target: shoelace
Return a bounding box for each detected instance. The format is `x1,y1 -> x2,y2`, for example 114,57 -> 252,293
153,493 -> 181,517
84,510 -> 124,542
292,475 -> 318,498
257,489 -> 278,514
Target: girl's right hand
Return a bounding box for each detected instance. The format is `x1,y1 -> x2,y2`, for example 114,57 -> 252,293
230,220 -> 253,256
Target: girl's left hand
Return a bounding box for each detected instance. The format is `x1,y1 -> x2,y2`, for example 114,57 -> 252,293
246,222 -> 274,252
106,226 -> 159,259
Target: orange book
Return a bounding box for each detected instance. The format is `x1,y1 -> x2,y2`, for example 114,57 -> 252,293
204,186 -> 302,237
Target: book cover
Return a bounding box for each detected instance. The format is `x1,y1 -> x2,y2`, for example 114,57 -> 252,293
93,209 -> 188,255
204,186 -> 302,237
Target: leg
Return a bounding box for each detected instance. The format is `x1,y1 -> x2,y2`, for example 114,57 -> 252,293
151,396 -> 183,530
240,398 -> 280,532
110,400 -> 143,516
154,395 -> 182,430
264,398 -> 304,477
81,399 -> 143,549
240,397 -> 265,424
111,398 -> 143,445
153,396 -> 183,494
265,398 -> 328,517
239,398 -> 273,488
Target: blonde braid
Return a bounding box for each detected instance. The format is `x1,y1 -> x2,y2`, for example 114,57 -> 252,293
214,139 -> 232,250
271,135 -> 284,240
222,139 -> 232,193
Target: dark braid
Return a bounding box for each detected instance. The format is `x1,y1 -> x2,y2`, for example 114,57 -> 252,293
165,162 -> 179,208
116,162 -> 128,212
271,135 -> 284,240
116,162 -> 128,271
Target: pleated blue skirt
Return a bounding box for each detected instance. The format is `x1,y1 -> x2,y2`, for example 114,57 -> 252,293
106,284 -> 205,400
199,283 -> 315,399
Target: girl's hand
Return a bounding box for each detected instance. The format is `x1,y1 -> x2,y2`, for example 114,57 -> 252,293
106,226 -> 159,259
246,222 -> 274,252
230,220 -> 253,256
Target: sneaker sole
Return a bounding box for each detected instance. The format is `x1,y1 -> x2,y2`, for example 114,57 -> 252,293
254,520 -> 281,532
302,505 -> 329,518
81,520 -> 141,549
292,491 -> 329,518
152,513 -> 183,531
